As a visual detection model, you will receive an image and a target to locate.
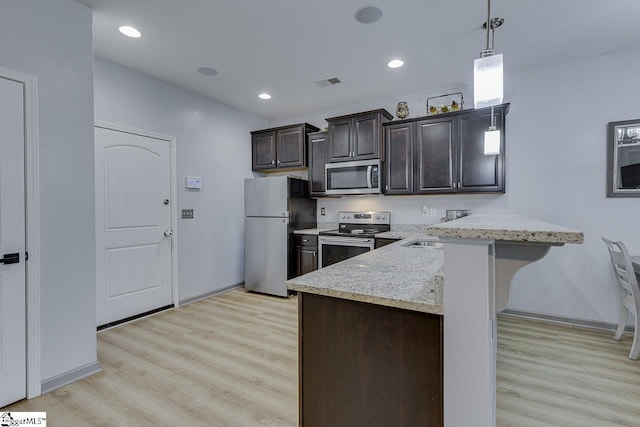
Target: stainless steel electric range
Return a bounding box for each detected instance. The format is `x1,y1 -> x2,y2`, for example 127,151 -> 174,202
318,211 -> 391,268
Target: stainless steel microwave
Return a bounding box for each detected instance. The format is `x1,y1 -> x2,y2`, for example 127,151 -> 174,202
325,159 -> 381,195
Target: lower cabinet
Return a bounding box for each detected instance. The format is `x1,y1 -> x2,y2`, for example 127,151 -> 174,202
374,237 -> 400,249
299,293 -> 443,427
295,234 -> 318,276
384,104 -> 508,195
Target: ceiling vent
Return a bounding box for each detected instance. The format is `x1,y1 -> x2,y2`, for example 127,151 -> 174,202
315,77 -> 342,88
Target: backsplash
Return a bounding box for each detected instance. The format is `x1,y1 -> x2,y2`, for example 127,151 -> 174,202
315,193 -> 511,225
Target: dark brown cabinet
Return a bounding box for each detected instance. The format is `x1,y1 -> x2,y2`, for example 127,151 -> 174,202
384,123 -> 414,194
384,104 -> 508,195
295,234 -> 318,276
458,109 -> 505,192
299,293 -> 443,427
374,237 -> 400,249
326,109 -> 392,163
251,123 -> 319,171
307,131 -> 327,196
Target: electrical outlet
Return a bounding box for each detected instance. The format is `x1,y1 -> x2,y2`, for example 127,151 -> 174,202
430,208 -> 437,217
321,207 -> 326,216
421,205 -> 429,217
181,209 -> 194,219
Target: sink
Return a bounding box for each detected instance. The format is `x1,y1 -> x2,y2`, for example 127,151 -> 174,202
402,239 -> 443,249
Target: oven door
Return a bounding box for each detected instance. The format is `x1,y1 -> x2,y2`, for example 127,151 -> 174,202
318,236 -> 375,268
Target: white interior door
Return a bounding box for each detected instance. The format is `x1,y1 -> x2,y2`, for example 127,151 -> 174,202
95,126 -> 172,326
0,76 -> 27,406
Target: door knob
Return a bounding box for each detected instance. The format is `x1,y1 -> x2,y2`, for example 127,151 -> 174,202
0,253 -> 19,265
164,230 -> 173,237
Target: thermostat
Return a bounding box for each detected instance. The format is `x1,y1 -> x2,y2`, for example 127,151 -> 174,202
185,176 -> 202,189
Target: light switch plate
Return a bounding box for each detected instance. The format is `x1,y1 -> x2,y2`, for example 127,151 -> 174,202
182,209 -> 194,219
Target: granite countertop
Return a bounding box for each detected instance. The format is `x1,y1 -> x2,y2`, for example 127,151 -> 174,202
287,236 -> 444,315
293,228 -> 321,235
293,223 -> 337,235
427,214 -> 584,244
295,224 -> 432,239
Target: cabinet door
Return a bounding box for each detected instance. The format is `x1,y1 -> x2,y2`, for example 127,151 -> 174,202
252,131 -> 276,170
375,238 -> 400,249
353,113 -> 380,159
328,118 -> 353,162
458,110 -> 504,192
277,126 -> 305,168
308,132 -> 327,196
384,123 -> 413,194
297,246 -> 318,276
415,119 -> 456,193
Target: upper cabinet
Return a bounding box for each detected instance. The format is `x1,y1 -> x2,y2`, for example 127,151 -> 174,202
326,109 -> 392,163
251,123 -> 319,171
384,104 -> 508,195
308,131 -> 328,196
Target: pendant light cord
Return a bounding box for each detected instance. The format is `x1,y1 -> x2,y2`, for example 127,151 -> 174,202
485,0 -> 491,52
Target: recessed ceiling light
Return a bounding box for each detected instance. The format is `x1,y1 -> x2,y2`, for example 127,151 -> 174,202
198,67 -> 218,76
258,93 -> 272,100
118,25 -> 142,38
355,6 -> 383,24
387,59 -> 404,69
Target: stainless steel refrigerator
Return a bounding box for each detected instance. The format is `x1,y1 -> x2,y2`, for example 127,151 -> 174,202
244,177 -> 316,297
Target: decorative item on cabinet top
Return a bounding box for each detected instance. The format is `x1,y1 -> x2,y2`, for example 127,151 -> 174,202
396,102 -> 409,119
427,92 -> 463,115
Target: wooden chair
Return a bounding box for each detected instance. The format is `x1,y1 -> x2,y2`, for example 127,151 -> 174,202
602,237 -> 640,359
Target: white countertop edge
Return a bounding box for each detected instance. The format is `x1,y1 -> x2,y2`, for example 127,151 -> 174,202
426,214 -> 584,244
287,282 -> 443,316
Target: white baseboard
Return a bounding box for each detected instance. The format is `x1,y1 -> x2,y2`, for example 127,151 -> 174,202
40,361 -> 102,394
178,283 -> 243,306
501,309 -> 635,334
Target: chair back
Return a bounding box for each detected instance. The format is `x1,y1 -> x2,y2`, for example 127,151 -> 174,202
602,237 -> 640,307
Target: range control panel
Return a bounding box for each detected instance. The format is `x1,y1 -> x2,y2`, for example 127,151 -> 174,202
337,211 -> 390,225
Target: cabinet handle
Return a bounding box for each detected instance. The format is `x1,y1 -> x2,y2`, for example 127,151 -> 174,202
313,251 -> 316,257
386,185 -> 389,191
303,239 -> 308,242
271,160 -> 275,165
277,160 -> 281,164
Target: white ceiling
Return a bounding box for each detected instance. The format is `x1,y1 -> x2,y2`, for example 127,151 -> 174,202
76,0 -> 640,120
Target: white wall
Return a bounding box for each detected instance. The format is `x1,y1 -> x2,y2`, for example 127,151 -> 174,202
270,49 -> 640,325
0,0 -> 97,381
93,58 -> 267,303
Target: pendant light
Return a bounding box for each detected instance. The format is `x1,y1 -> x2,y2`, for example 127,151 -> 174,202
483,106 -> 501,155
473,0 -> 504,155
474,0 -> 504,108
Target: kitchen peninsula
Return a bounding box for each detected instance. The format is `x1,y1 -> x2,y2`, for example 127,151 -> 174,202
287,214 -> 583,427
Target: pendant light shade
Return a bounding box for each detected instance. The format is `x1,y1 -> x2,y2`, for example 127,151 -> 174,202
483,127 -> 501,155
474,53 -> 503,109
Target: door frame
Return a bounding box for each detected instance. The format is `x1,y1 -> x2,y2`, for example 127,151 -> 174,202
94,122 -> 180,310
0,66 -> 41,399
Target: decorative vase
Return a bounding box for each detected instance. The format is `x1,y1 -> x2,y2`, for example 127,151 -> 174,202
396,102 -> 409,119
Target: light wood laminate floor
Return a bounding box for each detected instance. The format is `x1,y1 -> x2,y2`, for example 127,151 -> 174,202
4,288 -> 640,426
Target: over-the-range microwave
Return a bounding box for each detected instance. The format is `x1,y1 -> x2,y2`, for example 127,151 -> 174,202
325,159 -> 381,195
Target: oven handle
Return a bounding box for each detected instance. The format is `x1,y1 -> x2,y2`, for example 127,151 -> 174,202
367,165 -> 373,188
319,236 -> 374,244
